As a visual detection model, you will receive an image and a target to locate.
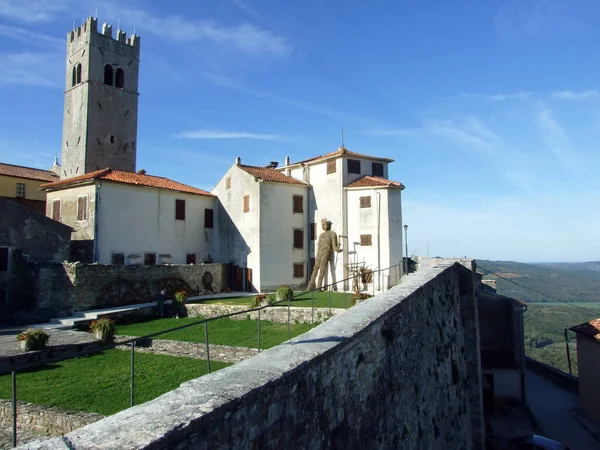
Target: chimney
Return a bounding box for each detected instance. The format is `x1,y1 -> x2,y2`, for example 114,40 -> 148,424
266,161 -> 278,169
285,155 -> 290,166
137,169 -> 147,175
235,157 -> 241,166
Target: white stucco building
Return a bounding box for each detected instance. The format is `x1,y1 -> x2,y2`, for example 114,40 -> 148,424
41,168 -> 217,265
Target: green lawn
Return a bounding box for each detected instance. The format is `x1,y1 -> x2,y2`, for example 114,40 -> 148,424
0,350 -> 230,416
116,316 -> 316,349
195,291 -> 353,309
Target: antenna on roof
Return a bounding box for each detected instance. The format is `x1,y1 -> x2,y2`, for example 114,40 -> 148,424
341,128 -> 344,148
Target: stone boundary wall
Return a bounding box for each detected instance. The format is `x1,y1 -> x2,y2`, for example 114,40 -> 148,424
0,399 -> 103,437
36,263 -> 228,311
22,263 -> 485,450
115,337 -> 258,363
185,303 -> 344,324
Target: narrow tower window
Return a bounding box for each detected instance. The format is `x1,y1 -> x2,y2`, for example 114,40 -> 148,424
72,63 -> 82,86
76,63 -> 82,84
104,64 -> 113,86
115,68 -> 124,89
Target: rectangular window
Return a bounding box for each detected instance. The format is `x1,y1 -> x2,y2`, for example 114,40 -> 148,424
348,159 -> 361,174
0,247 -> 8,272
111,252 -> 125,265
327,160 -> 336,174
293,195 -> 303,213
175,199 -> 186,220
293,263 -> 304,278
226,177 -> 231,189
186,254 -> 196,264
359,196 -> 372,208
372,162 -> 384,177
52,200 -> 61,222
77,196 -> 88,220
204,208 -> 214,228
310,222 -> 317,241
144,253 -> 156,265
15,183 -> 25,198
243,195 -> 250,213
360,234 -> 372,246
293,229 -> 304,249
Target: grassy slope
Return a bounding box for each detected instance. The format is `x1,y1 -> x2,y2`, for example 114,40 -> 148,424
0,350 -> 230,415
116,317 -> 317,349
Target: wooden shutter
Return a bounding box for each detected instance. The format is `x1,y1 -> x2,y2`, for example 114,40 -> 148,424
243,195 -> 250,213
293,195 -> 303,213
360,234 -> 372,246
204,208 -> 214,228
77,196 -> 87,220
310,222 -> 317,241
144,253 -> 156,265
175,199 -> 186,220
186,254 -> 196,264
52,200 -> 61,221
327,160 -> 336,174
293,229 -> 304,248
360,196 -> 371,208
111,253 -> 124,265
226,177 -> 231,189
293,263 -> 304,278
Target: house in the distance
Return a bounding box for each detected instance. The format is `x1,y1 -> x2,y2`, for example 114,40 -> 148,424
569,318 -> 600,423
41,168 -> 217,265
0,161 -> 59,214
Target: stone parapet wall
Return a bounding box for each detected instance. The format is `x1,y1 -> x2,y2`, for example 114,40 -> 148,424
36,263 -> 228,312
185,303 -> 344,324
0,399 -> 103,437
22,263 -> 485,450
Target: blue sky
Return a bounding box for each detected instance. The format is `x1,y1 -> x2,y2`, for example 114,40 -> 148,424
1,0 -> 599,262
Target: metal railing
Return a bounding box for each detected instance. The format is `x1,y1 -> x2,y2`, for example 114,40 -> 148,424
4,262 -> 404,447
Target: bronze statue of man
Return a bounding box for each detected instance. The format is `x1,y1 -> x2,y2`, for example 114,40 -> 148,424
308,218 -> 340,290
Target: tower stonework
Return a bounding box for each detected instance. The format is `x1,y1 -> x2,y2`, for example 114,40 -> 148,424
61,17 -> 140,179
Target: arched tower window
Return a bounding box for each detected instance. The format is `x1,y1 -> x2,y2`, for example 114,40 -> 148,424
72,63 -> 82,87
115,68 -> 124,89
104,64 -> 113,86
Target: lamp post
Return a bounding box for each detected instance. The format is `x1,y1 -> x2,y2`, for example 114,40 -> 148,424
403,224 -> 408,274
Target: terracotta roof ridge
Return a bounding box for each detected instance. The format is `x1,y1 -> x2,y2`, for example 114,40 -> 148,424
0,161 -> 56,173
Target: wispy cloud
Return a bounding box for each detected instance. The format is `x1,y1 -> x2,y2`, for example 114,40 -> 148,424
551,90 -> 599,100
175,129 -> 289,141
0,0 -> 71,23
537,103 -> 580,169
0,24 -> 63,48
494,0 -> 570,38
455,91 -> 533,101
0,52 -> 61,87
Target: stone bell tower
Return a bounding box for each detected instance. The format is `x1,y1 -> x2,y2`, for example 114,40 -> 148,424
60,17 -> 140,179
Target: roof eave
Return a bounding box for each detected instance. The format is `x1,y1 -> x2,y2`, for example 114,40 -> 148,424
344,184 -> 405,191
40,178 -> 98,192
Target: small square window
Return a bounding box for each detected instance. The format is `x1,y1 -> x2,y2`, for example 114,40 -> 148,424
175,199 -> 186,220
293,229 -> 304,249
205,208 -> 214,228
372,162 -> 384,177
293,263 -> 304,278
293,195 -> 303,214
77,196 -> 88,220
186,254 -> 196,264
348,159 -> 361,174
327,160 -> 336,174
360,196 -> 371,208
15,183 -> 25,198
111,252 -> 124,265
310,222 -> 317,241
243,195 -> 250,213
226,177 -> 231,189
144,253 -> 156,265
360,234 -> 372,246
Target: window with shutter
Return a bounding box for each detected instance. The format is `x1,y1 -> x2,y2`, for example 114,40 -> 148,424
293,229 -> 304,249
15,183 -> 25,198
204,208 -> 214,228
144,253 -> 156,265
175,199 -> 186,220
111,252 -> 125,265
186,254 -> 196,264
52,200 -> 61,222
293,195 -> 303,213
359,196 -> 371,208
372,162 -> 384,177
243,195 -> 250,213
360,234 -> 372,246
310,222 -> 317,241
77,196 -> 88,220
293,263 -> 304,278
327,160 -> 336,174
348,159 -> 361,174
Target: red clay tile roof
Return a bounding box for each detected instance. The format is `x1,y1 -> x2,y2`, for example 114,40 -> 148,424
290,147 -> 394,166
40,168 -> 214,196
570,318 -> 600,341
0,162 -> 58,182
238,164 -> 307,185
345,176 -> 405,190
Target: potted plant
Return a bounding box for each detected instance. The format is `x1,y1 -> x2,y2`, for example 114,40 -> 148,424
352,291 -> 371,305
276,285 -> 294,302
90,318 -> 116,343
17,329 -> 49,352
173,290 -> 189,318
252,293 -> 269,308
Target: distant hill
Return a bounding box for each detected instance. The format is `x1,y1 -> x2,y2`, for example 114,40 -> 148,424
475,259 -> 600,303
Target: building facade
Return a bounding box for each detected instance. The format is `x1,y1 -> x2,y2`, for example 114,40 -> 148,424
570,318 -> 600,422
0,162 -> 59,214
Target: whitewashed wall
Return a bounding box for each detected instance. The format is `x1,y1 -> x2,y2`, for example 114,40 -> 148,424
259,182 -> 308,291
212,165 -> 261,291
96,182 -> 216,265
46,184 -> 97,241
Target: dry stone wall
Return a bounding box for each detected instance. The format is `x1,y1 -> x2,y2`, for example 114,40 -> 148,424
21,263 -> 485,450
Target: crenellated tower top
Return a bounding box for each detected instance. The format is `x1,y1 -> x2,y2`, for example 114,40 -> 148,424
67,17 -> 140,50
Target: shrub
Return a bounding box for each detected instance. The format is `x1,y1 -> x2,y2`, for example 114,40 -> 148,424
276,285 -> 294,301
252,293 -> 267,308
90,318 -> 116,336
17,329 -> 50,351
173,290 -> 189,317
267,294 -> 276,305
352,291 -> 371,305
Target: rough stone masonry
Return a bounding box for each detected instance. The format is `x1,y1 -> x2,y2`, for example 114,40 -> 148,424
22,262 -> 485,450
